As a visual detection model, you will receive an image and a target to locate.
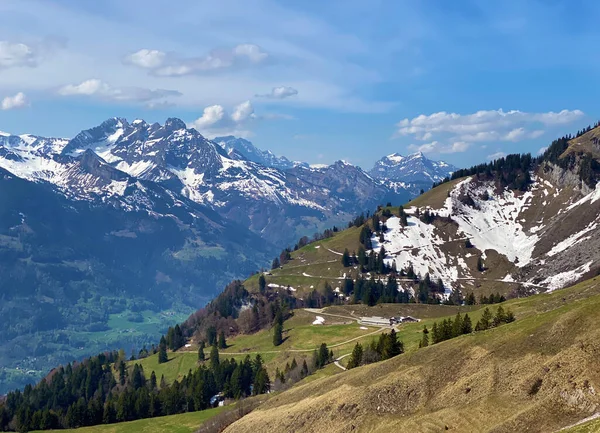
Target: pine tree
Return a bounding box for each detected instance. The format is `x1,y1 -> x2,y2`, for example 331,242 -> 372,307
150,371 -> 157,389
301,360 -> 309,378
420,325 -> 429,347
158,336 -> 168,364
387,329 -> 404,358
465,292 -> 476,305
218,331 -> 227,349
462,314 -> 473,334
273,320 -> 283,347
198,341 -> 205,361
341,248 -> 351,267
209,345 -> 220,371
431,322 -> 440,344
258,274 -> 266,294
452,312 -> 463,338
476,307 -> 492,330
347,342 -> 363,369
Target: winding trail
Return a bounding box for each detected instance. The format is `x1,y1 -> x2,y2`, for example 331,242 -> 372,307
334,353 -> 351,371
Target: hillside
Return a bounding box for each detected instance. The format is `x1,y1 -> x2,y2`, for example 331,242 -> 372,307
0,167 -> 273,394
225,276 -> 600,433
252,133 -> 600,302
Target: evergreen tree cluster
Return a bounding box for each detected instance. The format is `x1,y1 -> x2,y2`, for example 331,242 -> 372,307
0,348 -> 274,432
479,293 -> 506,305
474,306 -> 515,331
433,153 -> 534,191
427,312 -> 474,345
346,330 -> 404,369
422,306 -> 516,349
352,276 -> 411,306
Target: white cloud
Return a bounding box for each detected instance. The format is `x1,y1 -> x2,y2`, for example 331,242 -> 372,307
397,108 -> 581,155
232,44 -> 269,63
0,42 -> 37,68
190,100 -> 257,137
408,140 -> 470,154
125,44 -> 269,77
487,151 -> 507,160
58,79 -> 181,103
256,86 -> 298,99
537,146 -> 548,155
124,49 -> 166,69
1,92 -> 29,110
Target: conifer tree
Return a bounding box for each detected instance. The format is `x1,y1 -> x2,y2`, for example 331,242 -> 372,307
476,307 -> 492,330
258,274 -> 266,294
420,325 -> 429,347
209,345 -> 220,371
452,312 -> 463,338
273,320 -> 283,347
431,322 -> 441,344
218,331 -> 227,349
198,341 -> 205,361
341,248 -> 351,267
301,360 -> 309,378
462,313 -> 473,334
158,336 -> 168,364
347,342 -> 363,369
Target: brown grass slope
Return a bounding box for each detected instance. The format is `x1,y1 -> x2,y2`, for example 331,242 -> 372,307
225,277 -> 600,433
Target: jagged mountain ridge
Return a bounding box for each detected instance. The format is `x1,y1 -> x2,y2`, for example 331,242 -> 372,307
370,151 -> 457,183
214,135 -> 308,170
0,118 -> 429,246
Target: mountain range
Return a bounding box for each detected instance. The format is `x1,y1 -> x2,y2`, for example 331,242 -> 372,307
0,117 -> 454,393
0,118 -> 455,246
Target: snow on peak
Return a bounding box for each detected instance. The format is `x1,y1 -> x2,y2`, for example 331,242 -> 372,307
386,153 -> 405,163
0,131 -> 10,137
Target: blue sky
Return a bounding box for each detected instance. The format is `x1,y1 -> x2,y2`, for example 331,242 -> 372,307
0,0 -> 598,169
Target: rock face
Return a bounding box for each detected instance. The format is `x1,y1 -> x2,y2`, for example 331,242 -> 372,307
214,135 -> 306,170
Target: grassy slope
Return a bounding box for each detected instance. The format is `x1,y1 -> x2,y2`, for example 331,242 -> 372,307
225,276 -> 600,433
31,407 -> 227,433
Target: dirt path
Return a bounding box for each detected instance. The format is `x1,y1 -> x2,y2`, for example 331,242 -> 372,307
334,353 -> 350,371
556,412 -> 600,431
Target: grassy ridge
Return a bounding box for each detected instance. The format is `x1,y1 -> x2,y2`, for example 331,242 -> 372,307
224,276 -> 600,433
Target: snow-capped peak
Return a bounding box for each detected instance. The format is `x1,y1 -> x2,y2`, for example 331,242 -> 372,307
369,151 -> 456,184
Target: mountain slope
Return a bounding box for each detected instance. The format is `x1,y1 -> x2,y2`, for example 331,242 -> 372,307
248,127 -> 600,301
226,276 -> 600,433
0,166 -> 273,393
214,135 -> 307,170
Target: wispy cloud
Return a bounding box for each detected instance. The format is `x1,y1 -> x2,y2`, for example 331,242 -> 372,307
256,86 -> 298,99
124,44 -> 268,77
1,92 -> 29,110
397,108 -> 584,154
58,79 -> 181,103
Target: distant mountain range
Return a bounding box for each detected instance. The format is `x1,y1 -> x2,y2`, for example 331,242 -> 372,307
0,117 -> 455,392
0,118 -> 455,246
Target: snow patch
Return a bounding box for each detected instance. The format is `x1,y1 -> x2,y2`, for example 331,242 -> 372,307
540,261 -> 593,291
312,316 -> 325,325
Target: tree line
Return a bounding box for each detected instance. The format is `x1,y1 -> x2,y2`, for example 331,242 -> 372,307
419,306 -> 515,348
346,330 -> 404,369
